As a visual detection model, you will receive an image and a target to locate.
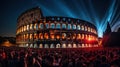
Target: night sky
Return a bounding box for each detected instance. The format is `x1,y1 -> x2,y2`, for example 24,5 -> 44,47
0,0 -> 120,37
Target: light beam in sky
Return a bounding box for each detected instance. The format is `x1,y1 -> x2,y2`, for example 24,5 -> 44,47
32,0 -> 119,37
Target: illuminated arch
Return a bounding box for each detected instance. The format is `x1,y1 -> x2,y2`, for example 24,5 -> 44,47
77,34 -> 81,39
73,24 -> 76,29
26,43 -> 29,47
24,25 -> 27,31
56,44 -> 60,48
68,24 -> 71,29
85,26 -> 87,31
44,33 -> 49,39
34,33 -> 38,39
30,24 -> 33,30
27,24 -> 29,31
82,34 -> 84,39
34,43 -> 38,48
62,33 -> 66,39
62,23 -> 66,29
45,23 -> 49,29
56,23 -> 61,29
30,34 -> 33,40
39,44 -> 43,48
34,23 -> 38,30
39,23 -> 44,29
50,44 -> 54,48
50,23 -> 55,28
68,44 -> 72,48
62,44 -> 66,48
73,44 -> 77,48
39,33 -> 43,39
82,44 -> 85,48
88,27 -> 90,32
77,25 -> 80,30
30,43 -> 33,48
81,25 -> 84,30
72,33 -> 76,39
44,44 -> 49,48
78,44 -> 81,48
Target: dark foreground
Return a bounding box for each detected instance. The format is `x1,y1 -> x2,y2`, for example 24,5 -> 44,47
0,47 -> 120,67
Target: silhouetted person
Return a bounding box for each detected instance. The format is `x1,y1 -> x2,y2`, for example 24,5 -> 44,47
100,55 -> 110,67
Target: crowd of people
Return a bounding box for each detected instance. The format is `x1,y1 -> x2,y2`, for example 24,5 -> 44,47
0,47 -> 120,67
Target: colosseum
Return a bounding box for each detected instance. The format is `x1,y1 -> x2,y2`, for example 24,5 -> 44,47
16,7 -> 98,48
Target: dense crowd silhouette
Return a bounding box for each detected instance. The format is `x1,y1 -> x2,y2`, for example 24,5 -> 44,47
0,47 -> 120,67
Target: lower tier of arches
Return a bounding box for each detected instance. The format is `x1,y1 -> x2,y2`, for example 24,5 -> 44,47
18,43 -> 99,48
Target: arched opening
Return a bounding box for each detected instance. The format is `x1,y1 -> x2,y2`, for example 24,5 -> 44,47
68,44 -> 72,48
62,44 -> 66,48
72,33 -> 76,39
39,33 -> 43,39
73,44 -> 77,48
30,43 -> 33,48
45,23 -> 49,29
39,44 -> 43,48
30,24 -> 33,30
27,24 -> 29,31
34,23 -> 38,30
56,44 -> 60,48
44,44 -> 49,48
73,24 -> 76,29
77,34 -> 81,39
34,43 -> 38,48
50,44 -> 54,48
68,24 -> 71,29
82,44 -> 85,48
39,23 -> 44,29
62,33 -> 66,39
77,25 -> 80,30
85,44 -> 88,47
62,23 -> 66,29
88,44 -> 91,47
50,23 -> 55,28
56,23 -> 61,29
44,33 -> 49,39
81,25 -> 84,31
78,44 -> 81,48
26,43 -> 29,47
